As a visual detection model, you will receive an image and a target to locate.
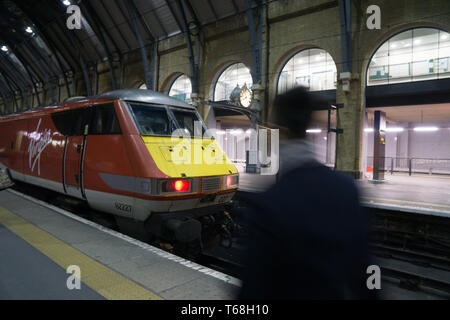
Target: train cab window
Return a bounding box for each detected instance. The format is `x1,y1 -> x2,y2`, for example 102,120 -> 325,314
89,103 -> 121,135
170,108 -> 206,137
129,103 -> 173,136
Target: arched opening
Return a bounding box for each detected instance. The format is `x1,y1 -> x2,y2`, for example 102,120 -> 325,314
208,62 -> 254,172
362,27 -> 450,188
168,74 -> 192,103
276,48 -> 338,167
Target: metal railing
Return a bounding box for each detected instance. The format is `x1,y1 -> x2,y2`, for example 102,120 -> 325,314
367,157 -> 450,176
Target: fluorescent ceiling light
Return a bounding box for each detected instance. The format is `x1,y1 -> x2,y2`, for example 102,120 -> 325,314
215,130 -> 226,135
414,126 -> 439,132
364,128 -> 374,132
1,46 -> 8,52
441,34 -> 449,40
306,129 -> 322,133
25,27 -> 33,33
63,0 -> 71,5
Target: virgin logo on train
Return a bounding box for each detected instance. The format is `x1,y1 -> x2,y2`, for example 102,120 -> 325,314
28,118 -> 52,176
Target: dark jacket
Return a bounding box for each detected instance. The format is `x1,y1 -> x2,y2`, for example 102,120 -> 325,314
239,164 -> 375,300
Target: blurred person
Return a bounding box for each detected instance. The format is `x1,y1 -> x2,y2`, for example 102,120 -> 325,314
239,87 -> 376,300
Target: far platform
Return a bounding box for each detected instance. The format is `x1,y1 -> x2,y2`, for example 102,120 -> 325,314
238,170 -> 450,218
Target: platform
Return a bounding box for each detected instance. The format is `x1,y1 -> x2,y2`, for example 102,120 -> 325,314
358,174 -> 450,218
238,171 -> 450,218
0,189 -> 240,300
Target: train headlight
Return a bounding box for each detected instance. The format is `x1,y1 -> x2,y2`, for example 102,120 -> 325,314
163,180 -> 191,193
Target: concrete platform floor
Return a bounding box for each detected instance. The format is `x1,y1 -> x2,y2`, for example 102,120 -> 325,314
0,190 -> 239,300
358,174 -> 450,217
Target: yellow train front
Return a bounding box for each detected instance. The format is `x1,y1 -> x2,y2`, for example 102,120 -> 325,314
90,90 -> 239,252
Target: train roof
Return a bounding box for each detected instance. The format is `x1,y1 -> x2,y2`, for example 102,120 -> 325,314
96,89 -> 196,110
0,89 -> 196,122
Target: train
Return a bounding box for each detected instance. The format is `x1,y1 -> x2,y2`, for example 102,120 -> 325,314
0,89 -> 239,251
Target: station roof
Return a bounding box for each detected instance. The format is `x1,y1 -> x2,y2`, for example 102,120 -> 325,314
0,0 -> 262,107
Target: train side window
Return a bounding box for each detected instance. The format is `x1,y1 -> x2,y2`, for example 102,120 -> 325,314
71,108 -> 92,136
51,111 -> 73,136
89,103 -> 121,135
52,108 -> 91,136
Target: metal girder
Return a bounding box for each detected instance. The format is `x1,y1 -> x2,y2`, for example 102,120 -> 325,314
0,46 -> 41,107
183,0 -> 201,27
339,0 -> 352,73
245,0 -> 263,84
0,77 -> 10,114
85,1 -> 122,55
129,0 -> 156,42
145,0 -> 168,37
164,0 -> 183,31
230,0 -> 239,14
83,0 -> 119,90
174,0 -> 199,94
23,41 -> 56,104
15,1 -> 76,79
51,14 -> 92,96
207,0 -> 218,20
124,0 -> 154,90
99,0 -> 132,51
0,71 -> 19,113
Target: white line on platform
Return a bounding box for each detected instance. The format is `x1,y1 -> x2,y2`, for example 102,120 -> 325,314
7,189 -> 242,287
361,200 -> 450,218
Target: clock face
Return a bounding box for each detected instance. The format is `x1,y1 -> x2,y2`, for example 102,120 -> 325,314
239,88 -> 253,108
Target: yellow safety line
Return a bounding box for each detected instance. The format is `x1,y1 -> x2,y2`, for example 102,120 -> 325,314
0,206 -> 162,300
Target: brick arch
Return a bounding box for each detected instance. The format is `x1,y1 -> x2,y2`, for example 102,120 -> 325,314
270,45 -> 338,102
160,72 -> 186,94
361,22 -> 450,88
206,60 -> 252,101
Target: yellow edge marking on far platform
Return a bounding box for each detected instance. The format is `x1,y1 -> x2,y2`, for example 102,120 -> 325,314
0,206 -> 162,300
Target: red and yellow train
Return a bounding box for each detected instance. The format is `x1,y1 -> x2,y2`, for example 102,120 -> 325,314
0,89 -> 238,245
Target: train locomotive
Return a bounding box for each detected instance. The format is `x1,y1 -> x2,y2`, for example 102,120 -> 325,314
0,89 -> 239,251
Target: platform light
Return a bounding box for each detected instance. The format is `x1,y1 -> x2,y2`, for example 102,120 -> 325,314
414,126 -> 439,132
306,129 -> 322,133
230,129 -> 243,135
63,0 -> 71,5
1,46 -> 8,52
441,33 -> 449,40
414,39 -> 422,45
25,27 -> 33,34
385,127 -> 404,132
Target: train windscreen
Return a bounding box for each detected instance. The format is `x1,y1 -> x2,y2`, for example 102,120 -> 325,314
129,103 -> 207,137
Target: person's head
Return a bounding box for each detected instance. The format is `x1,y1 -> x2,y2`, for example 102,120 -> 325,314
271,86 -> 313,140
